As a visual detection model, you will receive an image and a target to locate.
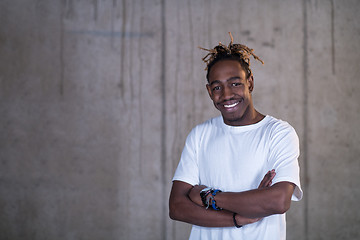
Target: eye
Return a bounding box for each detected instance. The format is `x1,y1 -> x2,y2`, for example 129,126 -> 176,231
213,86 -> 221,91
232,82 -> 241,87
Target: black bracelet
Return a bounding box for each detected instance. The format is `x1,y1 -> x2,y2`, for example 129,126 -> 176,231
233,213 -> 242,228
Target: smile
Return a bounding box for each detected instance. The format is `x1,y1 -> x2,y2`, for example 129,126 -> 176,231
224,101 -> 239,108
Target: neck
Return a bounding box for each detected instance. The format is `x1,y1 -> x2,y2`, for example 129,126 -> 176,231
223,108 -> 265,127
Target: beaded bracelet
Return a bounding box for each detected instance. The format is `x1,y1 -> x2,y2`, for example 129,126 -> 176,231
200,188 -> 222,210
211,189 -> 222,210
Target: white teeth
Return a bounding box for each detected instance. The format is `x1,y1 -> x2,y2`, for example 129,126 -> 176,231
224,102 -> 239,108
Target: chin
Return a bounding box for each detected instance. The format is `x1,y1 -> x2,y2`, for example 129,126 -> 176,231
222,114 -> 243,124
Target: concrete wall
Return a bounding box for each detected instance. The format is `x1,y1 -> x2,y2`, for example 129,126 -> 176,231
0,0 -> 359,239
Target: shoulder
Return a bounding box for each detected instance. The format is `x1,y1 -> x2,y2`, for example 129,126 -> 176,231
186,116 -> 222,142
190,115 -> 222,134
264,116 -> 297,135
263,116 -> 299,145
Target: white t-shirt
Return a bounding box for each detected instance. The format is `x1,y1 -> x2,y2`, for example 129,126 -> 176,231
172,115 -> 303,240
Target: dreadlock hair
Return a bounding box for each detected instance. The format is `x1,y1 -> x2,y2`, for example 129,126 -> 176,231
199,32 -> 264,82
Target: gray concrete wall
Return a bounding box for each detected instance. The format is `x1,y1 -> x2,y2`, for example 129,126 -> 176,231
0,0 -> 359,239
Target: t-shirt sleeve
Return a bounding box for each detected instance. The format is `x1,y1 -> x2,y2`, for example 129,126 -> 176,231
268,123 -> 303,201
172,127 -> 200,186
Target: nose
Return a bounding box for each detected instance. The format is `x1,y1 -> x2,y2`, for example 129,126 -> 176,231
222,85 -> 234,100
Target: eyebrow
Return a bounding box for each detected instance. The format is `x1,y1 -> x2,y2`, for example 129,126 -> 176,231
209,76 -> 241,86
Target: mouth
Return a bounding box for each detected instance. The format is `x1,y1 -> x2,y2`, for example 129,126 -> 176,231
224,102 -> 239,108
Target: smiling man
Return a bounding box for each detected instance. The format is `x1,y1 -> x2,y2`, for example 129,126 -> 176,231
206,59 -> 262,126
169,33 -> 302,240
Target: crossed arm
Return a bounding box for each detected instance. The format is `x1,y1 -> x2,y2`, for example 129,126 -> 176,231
169,170 -> 295,227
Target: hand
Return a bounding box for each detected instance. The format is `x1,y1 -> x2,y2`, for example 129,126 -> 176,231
235,213 -> 261,226
235,170 -> 274,226
258,169 -> 276,189
188,185 -> 207,206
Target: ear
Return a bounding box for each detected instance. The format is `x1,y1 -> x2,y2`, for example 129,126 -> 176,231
247,75 -> 254,93
206,83 -> 213,99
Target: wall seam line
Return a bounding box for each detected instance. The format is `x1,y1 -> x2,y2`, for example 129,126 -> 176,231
302,0 -> 309,240
160,0 -> 167,239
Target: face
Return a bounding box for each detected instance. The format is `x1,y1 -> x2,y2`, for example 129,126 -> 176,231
206,60 -> 255,126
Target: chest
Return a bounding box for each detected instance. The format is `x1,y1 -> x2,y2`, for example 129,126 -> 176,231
198,131 -> 270,191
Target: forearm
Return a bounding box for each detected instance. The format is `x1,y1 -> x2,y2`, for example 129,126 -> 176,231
215,182 -> 295,218
169,198 -> 235,227
169,181 -> 256,227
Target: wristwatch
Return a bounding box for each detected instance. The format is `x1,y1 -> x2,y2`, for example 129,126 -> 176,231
200,187 -> 212,206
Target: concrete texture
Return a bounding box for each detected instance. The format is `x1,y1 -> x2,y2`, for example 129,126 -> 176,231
0,0 -> 359,239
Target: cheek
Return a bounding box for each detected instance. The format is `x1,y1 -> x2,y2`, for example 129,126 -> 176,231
208,91 -> 219,100
213,101 -> 220,110
232,88 -> 245,96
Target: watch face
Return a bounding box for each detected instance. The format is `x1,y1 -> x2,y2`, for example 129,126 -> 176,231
200,187 -> 212,193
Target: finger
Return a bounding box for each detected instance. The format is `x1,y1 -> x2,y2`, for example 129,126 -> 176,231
270,170 -> 276,181
249,218 -> 262,224
259,176 -> 268,188
259,171 -> 272,188
266,170 -> 276,187
259,169 -> 278,188
266,180 -> 272,187
265,171 -> 276,187
264,170 -> 272,181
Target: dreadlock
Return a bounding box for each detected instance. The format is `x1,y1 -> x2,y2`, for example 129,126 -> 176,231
199,32 -> 264,82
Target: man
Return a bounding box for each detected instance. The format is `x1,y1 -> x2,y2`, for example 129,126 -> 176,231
169,33 -> 302,240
